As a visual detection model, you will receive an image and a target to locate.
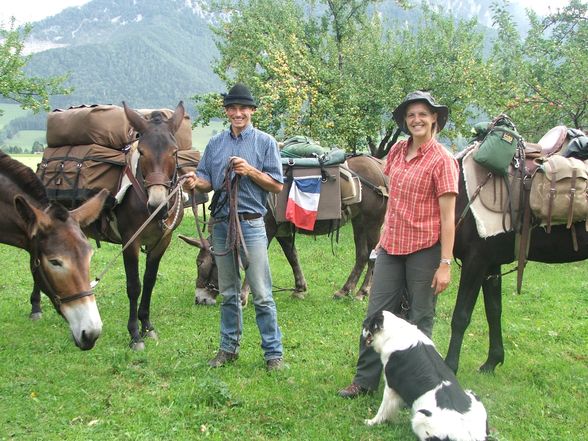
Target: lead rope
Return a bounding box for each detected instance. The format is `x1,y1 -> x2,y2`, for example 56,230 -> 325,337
209,159 -> 249,270
91,176 -> 188,288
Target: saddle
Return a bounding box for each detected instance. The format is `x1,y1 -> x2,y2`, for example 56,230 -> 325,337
461,124 -> 583,292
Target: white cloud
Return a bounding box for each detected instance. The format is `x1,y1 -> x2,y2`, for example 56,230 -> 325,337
514,0 -> 570,16
0,0 -> 90,27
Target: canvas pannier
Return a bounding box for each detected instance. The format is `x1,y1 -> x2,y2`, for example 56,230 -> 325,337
46,105 -> 135,149
275,165 -> 341,222
176,149 -> 201,175
37,144 -> 127,208
47,105 -> 194,151
473,115 -> 522,176
175,149 -> 208,205
529,155 -> 588,229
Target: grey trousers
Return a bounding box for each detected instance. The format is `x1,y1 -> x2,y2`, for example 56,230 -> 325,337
353,243 -> 440,391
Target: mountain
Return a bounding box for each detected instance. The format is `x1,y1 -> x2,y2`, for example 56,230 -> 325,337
24,0 -> 223,111
2,0 -> 533,147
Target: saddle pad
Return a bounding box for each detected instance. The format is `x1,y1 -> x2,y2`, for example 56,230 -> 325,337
463,146 -> 521,238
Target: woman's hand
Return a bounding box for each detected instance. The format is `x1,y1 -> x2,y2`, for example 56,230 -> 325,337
431,264 -> 451,295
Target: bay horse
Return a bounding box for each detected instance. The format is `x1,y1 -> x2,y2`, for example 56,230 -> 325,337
0,151 -> 109,350
446,153 -> 588,374
181,155 -> 388,304
31,102 -> 187,350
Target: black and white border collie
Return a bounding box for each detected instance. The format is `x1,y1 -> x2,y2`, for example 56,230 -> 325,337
363,310 -> 489,441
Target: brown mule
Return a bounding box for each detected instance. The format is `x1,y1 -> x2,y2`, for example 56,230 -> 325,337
0,151 -> 108,350
181,154 -> 388,305
31,102 -> 187,350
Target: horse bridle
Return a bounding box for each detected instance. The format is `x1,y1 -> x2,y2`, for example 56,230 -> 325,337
30,233 -> 94,313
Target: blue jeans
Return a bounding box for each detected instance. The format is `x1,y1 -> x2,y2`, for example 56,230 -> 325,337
212,217 -> 283,361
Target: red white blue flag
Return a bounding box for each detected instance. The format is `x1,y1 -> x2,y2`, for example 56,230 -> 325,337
285,176 -> 321,231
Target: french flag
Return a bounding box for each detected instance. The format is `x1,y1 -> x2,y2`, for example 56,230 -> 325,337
285,176 -> 321,231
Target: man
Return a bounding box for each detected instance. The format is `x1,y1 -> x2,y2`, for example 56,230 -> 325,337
184,83 -> 285,371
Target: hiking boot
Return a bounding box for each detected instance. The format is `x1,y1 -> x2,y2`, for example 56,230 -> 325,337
337,383 -> 370,399
266,357 -> 285,371
207,350 -> 238,368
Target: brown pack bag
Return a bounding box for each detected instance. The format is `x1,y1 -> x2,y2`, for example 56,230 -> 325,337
37,144 -> 127,208
529,155 -> 588,230
138,108 -> 193,151
275,165 -> 342,222
46,105 -> 135,149
175,149 -> 209,206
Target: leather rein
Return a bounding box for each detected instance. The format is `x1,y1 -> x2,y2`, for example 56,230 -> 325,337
91,150 -> 187,288
190,158 -> 249,271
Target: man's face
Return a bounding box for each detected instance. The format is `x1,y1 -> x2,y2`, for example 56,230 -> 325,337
224,104 -> 255,133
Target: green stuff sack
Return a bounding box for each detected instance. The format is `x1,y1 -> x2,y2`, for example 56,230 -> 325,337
473,120 -> 521,176
281,136 -> 325,158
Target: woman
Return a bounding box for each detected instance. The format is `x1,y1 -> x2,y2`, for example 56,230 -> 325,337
338,91 -> 459,398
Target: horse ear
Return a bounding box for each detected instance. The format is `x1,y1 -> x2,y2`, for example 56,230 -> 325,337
70,189 -> 109,228
178,234 -> 207,249
123,101 -> 149,134
14,196 -> 51,238
168,101 -> 185,134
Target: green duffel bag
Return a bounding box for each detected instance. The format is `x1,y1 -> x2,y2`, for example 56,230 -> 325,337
473,121 -> 521,176
281,136 -> 325,158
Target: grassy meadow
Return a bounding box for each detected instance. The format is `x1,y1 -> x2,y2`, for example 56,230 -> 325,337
0,204 -> 586,440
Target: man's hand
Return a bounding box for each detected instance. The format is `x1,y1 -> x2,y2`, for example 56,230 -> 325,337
230,156 -> 252,176
182,171 -> 212,193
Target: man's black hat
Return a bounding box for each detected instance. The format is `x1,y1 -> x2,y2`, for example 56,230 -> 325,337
392,91 -> 449,134
222,83 -> 257,108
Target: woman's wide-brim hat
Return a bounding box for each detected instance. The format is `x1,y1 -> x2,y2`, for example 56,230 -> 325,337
222,83 -> 257,108
392,91 -> 449,134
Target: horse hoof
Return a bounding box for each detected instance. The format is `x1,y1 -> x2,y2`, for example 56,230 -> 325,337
479,360 -> 501,374
332,291 -> 348,300
240,296 -> 249,307
291,291 -> 305,300
354,293 -> 367,301
29,312 -> 42,321
129,340 -> 145,351
143,330 -> 158,341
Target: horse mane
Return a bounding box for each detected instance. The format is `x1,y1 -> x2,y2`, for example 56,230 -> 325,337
0,151 -> 49,206
148,111 -> 165,124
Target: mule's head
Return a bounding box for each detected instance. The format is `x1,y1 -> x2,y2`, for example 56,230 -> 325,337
178,235 -> 219,305
15,189 -> 109,350
123,101 -> 185,218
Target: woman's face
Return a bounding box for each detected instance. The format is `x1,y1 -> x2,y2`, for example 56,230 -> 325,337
405,102 -> 438,138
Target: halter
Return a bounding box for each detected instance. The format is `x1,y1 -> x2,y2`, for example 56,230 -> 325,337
30,233 -> 94,313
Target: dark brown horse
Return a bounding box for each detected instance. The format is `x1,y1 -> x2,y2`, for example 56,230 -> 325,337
446,154 -> 588,374
31,102 -> 187,350
0,151 -> 109,349
182,155 -> 388,304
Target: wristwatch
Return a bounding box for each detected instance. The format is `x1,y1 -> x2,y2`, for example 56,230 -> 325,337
440,258 -> 452,265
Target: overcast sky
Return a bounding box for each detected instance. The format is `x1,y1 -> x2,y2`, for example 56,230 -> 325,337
0,0 -> 572,27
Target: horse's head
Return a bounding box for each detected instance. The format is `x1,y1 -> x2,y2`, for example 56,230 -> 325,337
123,101 -> 185,219
15,189 -> 109,350
178,235 -> 219,305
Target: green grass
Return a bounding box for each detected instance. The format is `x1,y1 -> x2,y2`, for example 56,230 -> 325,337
0,214 -> 586,440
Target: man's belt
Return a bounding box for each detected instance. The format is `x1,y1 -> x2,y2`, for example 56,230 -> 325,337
238,212 -> 262,221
